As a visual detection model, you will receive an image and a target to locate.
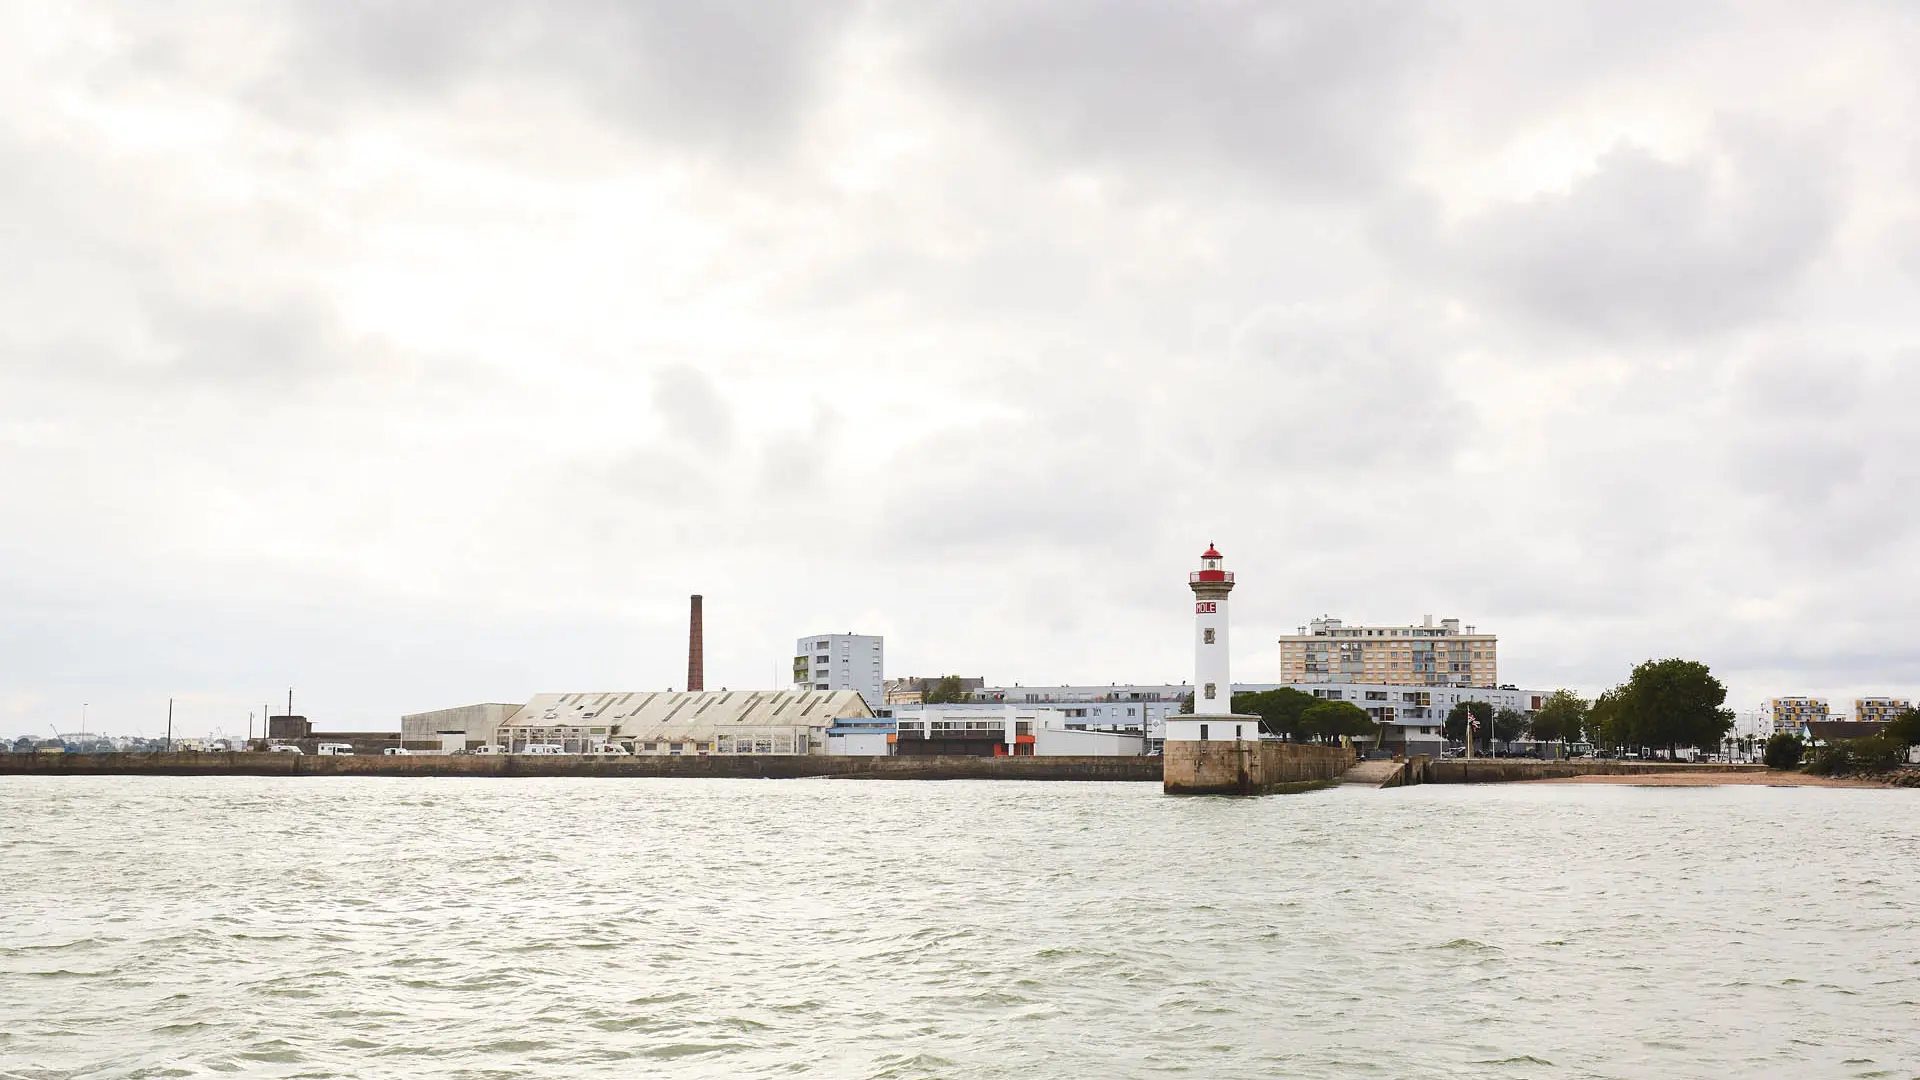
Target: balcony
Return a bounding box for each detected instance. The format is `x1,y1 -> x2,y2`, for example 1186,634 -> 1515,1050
1189,570 -> 1235,583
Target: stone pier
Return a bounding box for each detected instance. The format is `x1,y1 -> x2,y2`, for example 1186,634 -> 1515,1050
1162,739 -> 1353,795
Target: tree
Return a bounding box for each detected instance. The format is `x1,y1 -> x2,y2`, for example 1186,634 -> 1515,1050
1763,732 -> 1804,771
1493,707 -> 1530,745
1232,687 -> 1319,739
1531,690 -> 1589,748
1445,701 -> 1493,749
1887,708 -> 1920,749
923,676 -> 971,704
1299,700 -> 1377,742
1586,687 -> 1627,750
1806,734 -> 1905,777
1618,658 -> 1734,758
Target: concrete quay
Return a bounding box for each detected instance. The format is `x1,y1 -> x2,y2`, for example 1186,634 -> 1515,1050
1406,758 -> 1760,784
0,751 -> 1162,782
0,752 -> 1775,788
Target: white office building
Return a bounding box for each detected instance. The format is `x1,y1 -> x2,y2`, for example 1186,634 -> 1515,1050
963,685 -> 1189,743
794,633 -> 885,709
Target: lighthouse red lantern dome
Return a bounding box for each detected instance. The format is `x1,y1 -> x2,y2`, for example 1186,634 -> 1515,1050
1191,543 -> 1232,584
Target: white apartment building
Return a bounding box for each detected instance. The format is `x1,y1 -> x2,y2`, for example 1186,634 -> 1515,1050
1854,697 -> 1912,725
1767,697 -> 1830,734
1278,616 -> 1497,688
793,633 -> 885,709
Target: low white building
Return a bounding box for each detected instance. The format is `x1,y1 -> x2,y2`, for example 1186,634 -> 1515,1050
824,718 -> 896,756
1034,715 -> 1146,756
848,705 -> 1147,756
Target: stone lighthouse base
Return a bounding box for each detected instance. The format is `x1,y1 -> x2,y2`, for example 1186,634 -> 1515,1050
1163,728 -> 1354,796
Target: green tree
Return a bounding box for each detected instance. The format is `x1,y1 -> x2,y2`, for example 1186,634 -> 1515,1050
1887,708 -> 1920,749
1531,690 -> 1589,748
1232,687 -> 1319,740
1299,700 -> 1377,742
1445,701 -> 1493,749
1586,687 -> 1627,750
1493,707 -> 1530,745
1618,658 -> 1734,758
1805,734 -> 1905,777
1763,732 -> 1803,770
923,676 -> 971,704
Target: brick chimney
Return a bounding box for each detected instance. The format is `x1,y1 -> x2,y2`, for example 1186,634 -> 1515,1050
687,594 -> 704,692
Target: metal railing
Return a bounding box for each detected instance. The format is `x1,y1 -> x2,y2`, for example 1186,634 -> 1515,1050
1189,571 -> 1235,583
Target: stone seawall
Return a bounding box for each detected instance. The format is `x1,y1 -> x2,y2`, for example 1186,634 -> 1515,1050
1419,759 -> 1757,784
1162,741 -> 1352,795
0,752 -> 1161,782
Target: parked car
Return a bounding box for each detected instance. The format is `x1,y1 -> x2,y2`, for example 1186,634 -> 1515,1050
518,743 -> 567,755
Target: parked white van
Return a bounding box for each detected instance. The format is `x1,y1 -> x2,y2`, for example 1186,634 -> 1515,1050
267,743 -> 302,754
519,743 -> 567,755
315,743 -> 354,756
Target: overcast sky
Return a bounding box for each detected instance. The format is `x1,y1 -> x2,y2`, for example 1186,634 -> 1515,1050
5,2 -> 1919,738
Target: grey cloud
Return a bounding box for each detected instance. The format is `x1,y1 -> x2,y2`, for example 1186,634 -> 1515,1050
652,366 -> 735,453
910,0 -> 1450,195
1224,306 -> 1462,472
880,415 -> 1184,555
1718,350 -> 1920,552
255,1 -> 859,154
1384,127 -> 1839,340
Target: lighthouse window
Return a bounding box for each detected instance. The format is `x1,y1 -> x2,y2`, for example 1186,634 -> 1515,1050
1204,683 -> 1216,700
1203,629 -> 1216,645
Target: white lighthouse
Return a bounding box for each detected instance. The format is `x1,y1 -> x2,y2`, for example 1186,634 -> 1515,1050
1164,544 -> 1257,744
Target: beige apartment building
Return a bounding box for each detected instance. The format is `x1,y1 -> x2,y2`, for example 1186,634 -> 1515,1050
1767,697 -> 1830,734
1854,697 -> 1912,724
1277,616 -> 1497,687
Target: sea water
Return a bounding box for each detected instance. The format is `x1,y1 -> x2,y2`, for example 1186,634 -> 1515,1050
1,776 -> 1915,1078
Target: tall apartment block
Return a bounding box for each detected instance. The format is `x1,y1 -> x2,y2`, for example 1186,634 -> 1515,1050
794,633 -> 884,709
1854,697 -> 1912,724
1767,697 -> 1829,734
1277,616 -> 1496,687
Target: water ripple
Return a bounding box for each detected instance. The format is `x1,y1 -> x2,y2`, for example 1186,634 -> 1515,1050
1,777 -> 1915,1078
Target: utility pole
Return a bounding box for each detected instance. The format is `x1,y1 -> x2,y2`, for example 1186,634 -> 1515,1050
165,698 -> 173,752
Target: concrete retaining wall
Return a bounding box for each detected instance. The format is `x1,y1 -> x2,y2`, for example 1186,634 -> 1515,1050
0,752 -> 1161,782
1419,759 -> 1757,783
1163,741 -> 1352,795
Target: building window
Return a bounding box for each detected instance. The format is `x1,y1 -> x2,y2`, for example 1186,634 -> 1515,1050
1200,723 -> 1209,741
1204,683 -> 1216,700
1204,628 -> 1216,644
